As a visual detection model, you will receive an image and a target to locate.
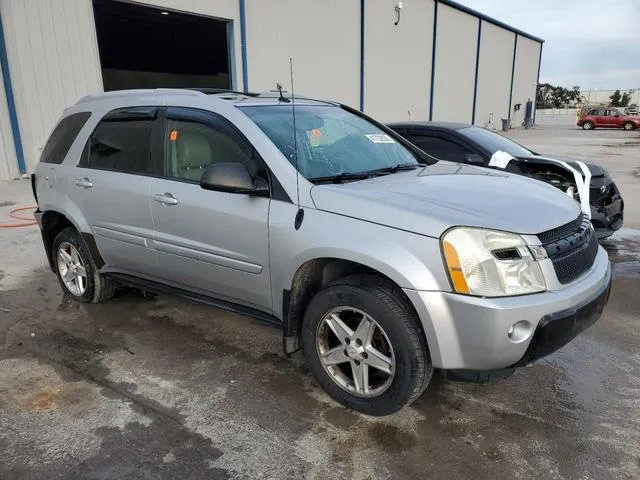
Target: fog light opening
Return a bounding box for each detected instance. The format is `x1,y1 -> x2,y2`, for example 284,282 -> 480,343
507,320 -> 533,343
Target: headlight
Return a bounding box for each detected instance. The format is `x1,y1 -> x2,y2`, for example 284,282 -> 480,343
442,227 -> 546,297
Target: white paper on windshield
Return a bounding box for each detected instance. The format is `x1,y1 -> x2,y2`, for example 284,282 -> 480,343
488,150 -> 515,169
365,134 -> 395,144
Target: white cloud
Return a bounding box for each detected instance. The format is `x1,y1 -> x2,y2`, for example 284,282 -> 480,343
455,0 -> 640,89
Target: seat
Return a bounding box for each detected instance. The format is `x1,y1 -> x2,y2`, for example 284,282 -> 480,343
175,132 -> 213,181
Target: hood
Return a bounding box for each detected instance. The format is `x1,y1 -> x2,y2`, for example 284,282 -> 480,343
522,154 -> 607,178
310,162 -> 581,238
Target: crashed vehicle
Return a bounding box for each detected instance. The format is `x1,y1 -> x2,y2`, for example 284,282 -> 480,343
388,122 -> 624,239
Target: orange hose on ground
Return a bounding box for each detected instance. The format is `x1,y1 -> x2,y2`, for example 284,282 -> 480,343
0,205 -> 38,228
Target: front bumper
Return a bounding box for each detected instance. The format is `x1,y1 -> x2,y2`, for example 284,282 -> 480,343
590,187 -> 624,239
404,246 -> 611,370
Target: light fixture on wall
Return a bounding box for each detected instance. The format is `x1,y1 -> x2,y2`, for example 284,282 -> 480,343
394,2 -> 403,26
160,11 -> 169,15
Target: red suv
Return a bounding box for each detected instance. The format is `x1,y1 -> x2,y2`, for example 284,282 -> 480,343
578,107 -> 640,130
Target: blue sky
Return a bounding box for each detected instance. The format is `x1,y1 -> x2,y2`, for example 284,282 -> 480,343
457,0 -> 640,90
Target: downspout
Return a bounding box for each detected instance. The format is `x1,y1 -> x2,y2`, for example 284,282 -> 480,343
359,0 -> 364,111
239,0 -> 248,93
533,42 -> 543,125
507,33 -> 518,123
0,13 -> 26,175
471,18 -> 482,124
428,0 -> 438,121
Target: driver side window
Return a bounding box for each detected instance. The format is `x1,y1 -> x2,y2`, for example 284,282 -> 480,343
164,111 -> 256,182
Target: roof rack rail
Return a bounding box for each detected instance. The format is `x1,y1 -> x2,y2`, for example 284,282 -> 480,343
76,88 -> 206,104
185,88 -> 260,97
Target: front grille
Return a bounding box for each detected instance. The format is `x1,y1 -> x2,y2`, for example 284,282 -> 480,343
536,213 -> 599,284
537,214 -> 585,244
552,234 -> 599,284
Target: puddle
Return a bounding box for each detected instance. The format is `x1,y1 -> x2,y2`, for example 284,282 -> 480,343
601,228 -> 640,278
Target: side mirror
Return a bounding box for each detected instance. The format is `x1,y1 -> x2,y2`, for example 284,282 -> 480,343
200,162 -> 269,196
464,153 -> 485,165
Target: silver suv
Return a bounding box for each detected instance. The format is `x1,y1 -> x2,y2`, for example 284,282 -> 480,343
33,89 -> 611,415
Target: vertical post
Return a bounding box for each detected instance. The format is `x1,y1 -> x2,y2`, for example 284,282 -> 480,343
533,42 -> 543,125
0,13 -> 26,174
428,0 -> 438,121
359,0 -> 365,111
507,33 -> 518,123
471,18 -> 482,125
239,0 -> 248,93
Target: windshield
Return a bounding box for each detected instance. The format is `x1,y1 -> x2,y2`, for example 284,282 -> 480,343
240,105 -> 420,180
459,126 -> 533,158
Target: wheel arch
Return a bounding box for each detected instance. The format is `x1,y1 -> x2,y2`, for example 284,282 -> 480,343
281,256 -> 429,355
39,209 -> 104,272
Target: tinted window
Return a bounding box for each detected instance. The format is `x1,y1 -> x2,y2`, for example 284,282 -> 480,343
588,109 -> 597,115
458,126 -> 533,157
80,109 -> 157,174
606,110 -> 619,117
241,105 -> 419,180
406,135 -> 473,162
165,115 -> 256,182
41,112 -> 91,164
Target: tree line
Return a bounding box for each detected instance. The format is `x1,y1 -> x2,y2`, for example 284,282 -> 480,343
536,84 -> 635,108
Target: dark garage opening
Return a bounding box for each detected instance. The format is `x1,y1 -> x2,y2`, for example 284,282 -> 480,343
92,0 -> 232,91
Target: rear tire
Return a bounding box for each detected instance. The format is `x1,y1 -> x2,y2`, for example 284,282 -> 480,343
623,122 -> 635,131
52,227 -> 115,303
582,121 -> 594,130
301,274 -> 432,416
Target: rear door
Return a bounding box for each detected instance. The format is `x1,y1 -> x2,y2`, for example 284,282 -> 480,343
607,109 -> 624,127
593,108 -> 607,126
71,107 -> 161,276
149,107 -> 272,311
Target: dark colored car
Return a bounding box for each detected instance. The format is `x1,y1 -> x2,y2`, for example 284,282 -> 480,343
388,122 -> 624,239
578,107 -> 640,130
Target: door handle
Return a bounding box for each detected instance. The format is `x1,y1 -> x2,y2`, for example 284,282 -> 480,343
154,193 -> 178,206
74,177 -> 93,189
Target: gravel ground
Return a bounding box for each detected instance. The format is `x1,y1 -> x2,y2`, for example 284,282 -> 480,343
0,125 -> 639,480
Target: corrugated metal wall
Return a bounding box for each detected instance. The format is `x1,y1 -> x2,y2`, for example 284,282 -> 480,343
0,0 -> 103,176
0,51 -> 18,181
245,0 -> 360,107
363,0 -> 434,122
474,21 -> 514,127
432,3 -> 478,123
0,0 -> 543,182
511,35 -> 542,127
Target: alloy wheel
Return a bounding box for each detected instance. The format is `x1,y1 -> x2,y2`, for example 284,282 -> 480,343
57,242 -> 88,296
316,307 -> 395,397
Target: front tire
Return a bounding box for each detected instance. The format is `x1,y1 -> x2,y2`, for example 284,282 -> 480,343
582,121 -> 594,130
52,227 -> 115,303
301,274 -> 432,416
623,122 -> 635,131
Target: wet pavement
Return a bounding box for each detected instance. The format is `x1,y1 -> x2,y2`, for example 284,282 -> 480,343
0,225 -> 638,478
2,123 -> 640,479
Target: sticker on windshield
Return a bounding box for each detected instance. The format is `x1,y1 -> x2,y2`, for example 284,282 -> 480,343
365,134 -> 396,144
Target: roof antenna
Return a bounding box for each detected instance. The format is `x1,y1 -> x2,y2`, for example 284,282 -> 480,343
276,82 -> 290,103
290,58 -> 304,230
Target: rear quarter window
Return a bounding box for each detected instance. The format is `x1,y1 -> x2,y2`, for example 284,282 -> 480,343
40,112 -> 91,164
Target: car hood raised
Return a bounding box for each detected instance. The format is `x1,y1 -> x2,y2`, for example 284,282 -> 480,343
526,155 -> 608,178
310,162 -> 581,238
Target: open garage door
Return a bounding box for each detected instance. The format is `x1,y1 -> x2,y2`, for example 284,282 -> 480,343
92,0 -> 232,91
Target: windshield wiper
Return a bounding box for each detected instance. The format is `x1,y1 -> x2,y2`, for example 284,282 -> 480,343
363,163 -> 421,176
309,172 -> 376,184
310,163 -> 421,184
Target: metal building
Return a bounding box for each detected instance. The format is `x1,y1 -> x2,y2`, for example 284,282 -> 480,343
0,0 -> 543,181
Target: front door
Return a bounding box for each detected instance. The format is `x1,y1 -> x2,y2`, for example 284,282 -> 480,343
71,106 -> 161,276
150,107 -> 272,312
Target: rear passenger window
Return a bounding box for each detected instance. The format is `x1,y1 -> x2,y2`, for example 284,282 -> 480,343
406,135 -> 473,162
80,107 -> 158,174
40,112 -> 91,164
